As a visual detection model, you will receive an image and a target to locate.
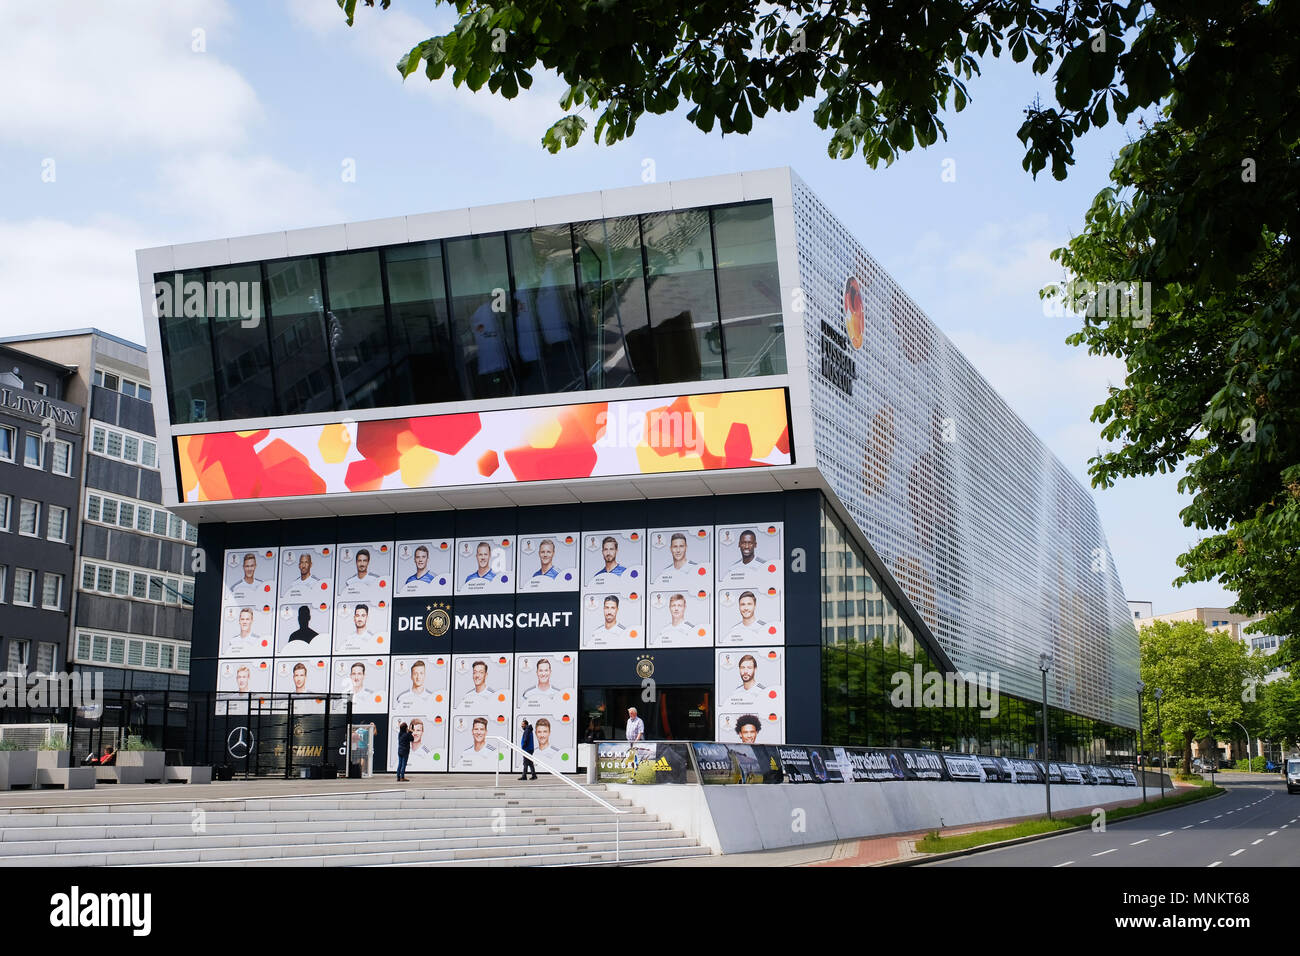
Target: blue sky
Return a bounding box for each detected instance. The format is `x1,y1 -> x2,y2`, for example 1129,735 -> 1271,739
0,0 -> 1234,614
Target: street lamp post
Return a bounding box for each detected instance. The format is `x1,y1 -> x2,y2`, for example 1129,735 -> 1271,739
1040,652 -> 1053,820
1231,720 -> 1254,773
1154,688 -> 1165,799
1137,680 -> 1147,804
1207,711 -> 1216,786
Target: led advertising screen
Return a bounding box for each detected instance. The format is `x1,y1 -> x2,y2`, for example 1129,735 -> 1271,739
176,387 -> 793,502
393,539 -> 455,597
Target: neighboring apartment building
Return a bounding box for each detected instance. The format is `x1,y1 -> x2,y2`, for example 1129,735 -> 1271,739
0,330 -> 196,700
0,346 -> 82,684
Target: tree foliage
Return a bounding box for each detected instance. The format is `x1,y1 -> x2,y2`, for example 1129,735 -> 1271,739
1139,620 -> 1269,773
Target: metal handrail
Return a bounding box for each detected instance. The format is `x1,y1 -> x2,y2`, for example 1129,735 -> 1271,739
489,735 -> 627,863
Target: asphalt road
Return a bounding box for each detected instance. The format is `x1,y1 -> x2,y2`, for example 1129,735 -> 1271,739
925,774 -> 1299,867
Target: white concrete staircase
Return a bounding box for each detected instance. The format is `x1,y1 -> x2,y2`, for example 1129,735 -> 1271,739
0,785 -> 710,866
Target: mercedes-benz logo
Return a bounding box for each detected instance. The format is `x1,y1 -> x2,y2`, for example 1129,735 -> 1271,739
227,726 -> 254,759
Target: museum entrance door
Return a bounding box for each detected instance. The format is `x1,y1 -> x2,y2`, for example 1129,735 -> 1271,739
579,685 -> 712,742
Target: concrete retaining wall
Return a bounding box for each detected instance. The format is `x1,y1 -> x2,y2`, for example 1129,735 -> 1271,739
616,780 -> 1147,854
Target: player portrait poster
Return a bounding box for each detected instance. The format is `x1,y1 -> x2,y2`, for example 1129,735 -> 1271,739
715,647 -> 785,742
272,657 -> 330,713
332,599 -> 390,656
517,533 -> 580,592
215,658 -> 272,715
716,586 -> 784,645
514,653 -> 578,772
275,600 -> 332,657
219,603 -> 275,658
390,711 -> 449,773
389,655 -> 451,718
279,544 -> 336,603
221,547 -> 278,607
648,527 -> 713,588
450,653 -> 513,771
646,587 -> 712,648
715,523 -> 783,589
336,542 -> 394,605
331,657 -> 388,714
394,539 -> 454,597
581,590 -> 644,649
454,536 -> 516,595
581,529 -> 645,592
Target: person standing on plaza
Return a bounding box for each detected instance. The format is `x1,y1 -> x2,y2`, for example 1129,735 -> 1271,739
519,718 -> 537,781
396,721 -> 413,782
626,707 -> 645,742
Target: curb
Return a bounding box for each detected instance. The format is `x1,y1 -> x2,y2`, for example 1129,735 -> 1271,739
882,787 -> 1226,866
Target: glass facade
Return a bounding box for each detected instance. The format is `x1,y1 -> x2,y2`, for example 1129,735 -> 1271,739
820,500 -> 1134,761
156,201 -> 786,425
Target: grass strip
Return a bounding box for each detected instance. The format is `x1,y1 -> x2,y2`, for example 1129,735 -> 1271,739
914,786 -> 1223,853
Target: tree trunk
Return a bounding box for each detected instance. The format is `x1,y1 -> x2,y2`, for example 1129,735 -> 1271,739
1182,730 -> 1194,775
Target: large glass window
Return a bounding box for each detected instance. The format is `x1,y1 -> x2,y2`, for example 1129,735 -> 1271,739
641,209 -> 723,383
507,226 -> 584,394
713,203 -> 785,377
445,235 -> 515,400
573,216 -> 650,389
384,241 -> 466,406
209,264 -> 274,420
267,257 -> 333,414
323,250 -> 393,409
157,270 -> 219,424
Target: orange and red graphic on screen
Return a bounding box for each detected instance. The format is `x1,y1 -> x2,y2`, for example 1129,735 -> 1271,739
177,388 -> 792,502
843,276 -> 866,350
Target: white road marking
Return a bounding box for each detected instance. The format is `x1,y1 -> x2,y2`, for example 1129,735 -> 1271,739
1230,849 -> 1245,857
1053,861 -> 1074,867
1215,815 -> 1223,819
1093,848 -> 1118,857
1159,831 -> 1173,836
1131,839 -> 1148,845
1182,825 -> 1195,830
1252,839 -> 1264,845
1268,830 -> 1278,836
1208,861 -> 1222,868
1200,820 -> 1210,824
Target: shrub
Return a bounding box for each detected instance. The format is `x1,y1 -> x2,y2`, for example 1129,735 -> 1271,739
0,740 -> 25,752
39,733 -> 67,751
124,736 -> 157,751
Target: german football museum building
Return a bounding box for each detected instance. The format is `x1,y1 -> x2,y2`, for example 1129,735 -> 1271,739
138,168 -> 1138,773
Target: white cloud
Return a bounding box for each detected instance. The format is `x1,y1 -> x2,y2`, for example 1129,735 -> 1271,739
153,152 -> 342,238
286,0 -> 571,147
0,1 -> 262,152
0,218 -> 153,344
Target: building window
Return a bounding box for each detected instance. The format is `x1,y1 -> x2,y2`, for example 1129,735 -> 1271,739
42,573 -> 63,610
142,440 -> 157,468
7,639 -> 30,673
168,514 -> 182,539
0,565 -> 6,602
127,641 -> 143,667
138,384 -> 152,403
36,643 -> 56,674
13,568 -> 35,606
33,382 -> 48,396
101,498 -> 118,525
108,638 -> 124,665
52,440 -> 72,476
18,499 -> 39,536
123,435 -> 139,463
121,380 -> 136,398
148,576 -> 163,601
178,646 -> 190,672
118,502 -> 134,528
184,522 -> 198,544
132,572 -> 147,600
81,564 -> 96,590
113,569 -> 130,596
0,494 -> 9,532
136,506 -> 152,532
96,566 -> 112,592
159,644 -> 174,669
153,511 -> 167,536
91,426 -> 105,454
103,371 -> 120,391
0,425 -> 13,462
23,433 -> 42,468
76,633 -> 91,660
47,505 -> 68,543
105,431 -> 122,458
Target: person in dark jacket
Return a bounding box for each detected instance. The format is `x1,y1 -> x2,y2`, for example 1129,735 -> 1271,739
519,718 -> 537,780
396,722 -> 414,782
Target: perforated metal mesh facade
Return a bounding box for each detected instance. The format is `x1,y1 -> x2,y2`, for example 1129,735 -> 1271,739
790,174 -> 1139,728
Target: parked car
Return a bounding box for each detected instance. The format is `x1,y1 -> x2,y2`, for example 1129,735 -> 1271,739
1286,758 -> 1300,795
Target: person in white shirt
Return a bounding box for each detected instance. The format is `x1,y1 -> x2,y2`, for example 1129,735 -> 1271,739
726,591 -> 770,642
655,593 -> 698,645
227,553 -> 269,603
458,716 -> 500,769
336,604 -> 378,654
225,608 -> 264,656
588,595 -> 629,644
520,658 -> 563,706
625,707 -> 645,742
732,654 -> 768,701
532,717 -> 565,768
656,533 -> 702,586
282,552 -> 324,600
460,660 -> 498,707
394,660 -> 437,713
342,548 -> 382,598
723,529 -> 774,586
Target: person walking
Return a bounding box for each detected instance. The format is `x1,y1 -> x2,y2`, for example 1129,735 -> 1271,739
519,718 -> 538,780
396,721 -> 414,782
